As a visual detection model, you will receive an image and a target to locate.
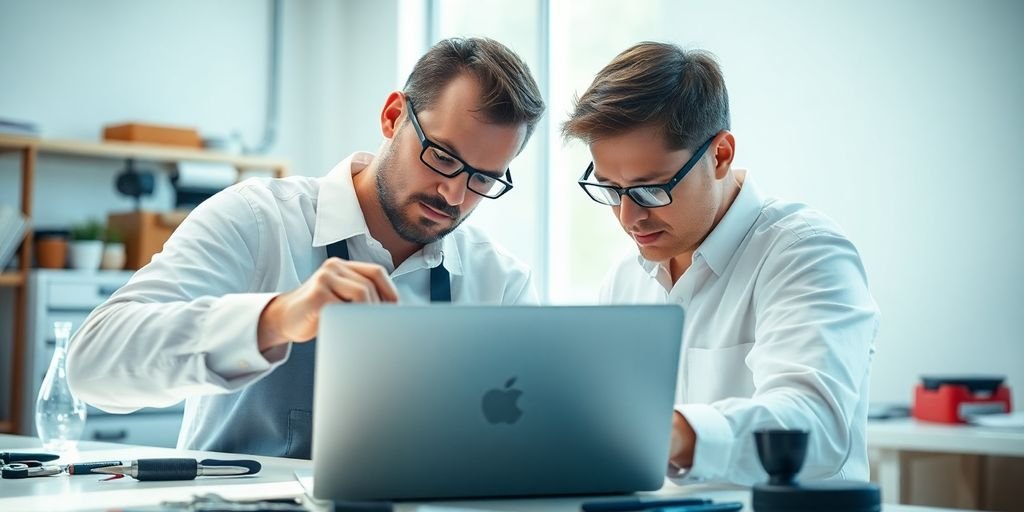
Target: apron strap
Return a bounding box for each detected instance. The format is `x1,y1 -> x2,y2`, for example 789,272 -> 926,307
326,239 -> 451,303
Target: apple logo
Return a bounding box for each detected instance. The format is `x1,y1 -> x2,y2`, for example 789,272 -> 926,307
482,377 -> 523,424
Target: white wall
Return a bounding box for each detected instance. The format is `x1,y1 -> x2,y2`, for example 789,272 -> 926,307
637,0 -> 1024,408
2,0 -> 1021,412
0,0 -> 402,229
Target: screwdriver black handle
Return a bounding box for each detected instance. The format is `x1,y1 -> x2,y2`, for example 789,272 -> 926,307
136,458 -> 198,481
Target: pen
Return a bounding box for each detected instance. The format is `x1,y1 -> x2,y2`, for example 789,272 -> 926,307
581,497 -> 711,512
65,460 -> 125,475
92,458 -> 262,481
653,503 -> 744,512
333,500 -> 395,512
0,451 -> 60,464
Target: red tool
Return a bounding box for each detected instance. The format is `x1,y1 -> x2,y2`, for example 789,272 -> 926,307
913,376 -> 1012,424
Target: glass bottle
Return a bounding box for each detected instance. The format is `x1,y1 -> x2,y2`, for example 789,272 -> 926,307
35,321 -> 87,450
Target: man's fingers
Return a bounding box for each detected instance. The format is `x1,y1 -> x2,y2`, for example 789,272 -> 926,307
339,261 -> 400,302
335,266 -> 382,303
321,258 -> 382,303
329,273 -> 381,304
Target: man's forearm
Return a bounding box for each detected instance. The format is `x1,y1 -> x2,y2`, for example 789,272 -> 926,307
68,292 -> 279,411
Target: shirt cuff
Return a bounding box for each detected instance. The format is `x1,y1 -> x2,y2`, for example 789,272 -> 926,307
199,292 -> 288,380
670,403 -> 735,483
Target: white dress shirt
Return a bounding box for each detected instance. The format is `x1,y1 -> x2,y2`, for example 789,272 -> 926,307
68,152 -> 537,416
600,172 -> 878,485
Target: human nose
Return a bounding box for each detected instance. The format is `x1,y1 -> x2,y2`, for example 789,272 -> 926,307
617,193 -> 648,227
437,173 -> 468,206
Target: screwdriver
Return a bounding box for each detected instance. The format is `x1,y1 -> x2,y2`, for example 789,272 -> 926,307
92,458 -> 261,481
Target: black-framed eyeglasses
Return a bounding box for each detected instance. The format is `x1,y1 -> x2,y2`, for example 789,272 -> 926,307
577,136 -> 717,208
405,98 -> 514,199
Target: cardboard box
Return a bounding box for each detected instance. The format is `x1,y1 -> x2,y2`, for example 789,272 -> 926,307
103,123 -> 202,148
107,211 -> 186,270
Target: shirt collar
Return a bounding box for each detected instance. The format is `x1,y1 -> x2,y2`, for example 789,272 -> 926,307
696,171 -> 765,276
636,171 -> 765,278
313,152 -> 373,248
313,152 -> 463,275
414,233 -> 463,276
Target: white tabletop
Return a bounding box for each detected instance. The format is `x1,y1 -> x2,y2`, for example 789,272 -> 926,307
1,434 -> 970,512
867,418 -> 1024,456
0,434 -> 308,511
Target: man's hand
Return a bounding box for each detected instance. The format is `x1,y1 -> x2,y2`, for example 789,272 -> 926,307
669,411 -> 697,469
257,258 -> 399,351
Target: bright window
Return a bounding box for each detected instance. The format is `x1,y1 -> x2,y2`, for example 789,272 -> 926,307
427,0 -> 666,303
429,0 -> 551,299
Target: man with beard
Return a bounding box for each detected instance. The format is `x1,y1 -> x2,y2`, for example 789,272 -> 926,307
68,37 -> 545,458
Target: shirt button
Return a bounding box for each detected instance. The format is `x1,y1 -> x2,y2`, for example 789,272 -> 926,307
238,360 -> 251,371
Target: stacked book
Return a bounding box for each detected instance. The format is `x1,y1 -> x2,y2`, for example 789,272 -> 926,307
0,205 -> 29,271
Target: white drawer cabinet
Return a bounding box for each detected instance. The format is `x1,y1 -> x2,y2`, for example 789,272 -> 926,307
82,413 -> 184,447
45,281 -> 126,309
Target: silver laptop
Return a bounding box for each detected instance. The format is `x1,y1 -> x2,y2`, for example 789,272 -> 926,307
312,305 -> 684,501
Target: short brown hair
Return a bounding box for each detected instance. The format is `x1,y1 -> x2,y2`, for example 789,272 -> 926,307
404,37 -> 545,143
562,42 -> 730,151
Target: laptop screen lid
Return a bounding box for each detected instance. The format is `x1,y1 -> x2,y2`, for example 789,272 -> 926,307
312,305 -> 683,501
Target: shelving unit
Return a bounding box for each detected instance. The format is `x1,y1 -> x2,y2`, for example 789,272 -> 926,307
0,136 -> 34,434
0,133 -> 289,434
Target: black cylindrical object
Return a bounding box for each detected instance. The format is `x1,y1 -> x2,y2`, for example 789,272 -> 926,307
136,458 -> 198,481
751,429 -> 881,512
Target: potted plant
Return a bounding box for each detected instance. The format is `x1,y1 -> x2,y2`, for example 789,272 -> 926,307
69,220 -> 104,271
100,227 -> 126,270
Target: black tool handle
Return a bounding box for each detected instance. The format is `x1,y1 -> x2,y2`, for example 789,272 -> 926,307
1,464 -> 63,479
136,458 -> 198,481
1,465 -> 31,479
0,452 -> 60,463
199,458 -> 262,475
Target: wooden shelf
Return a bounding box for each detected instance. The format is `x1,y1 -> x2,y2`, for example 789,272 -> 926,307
0,134 -> 288,175
0,134 -> 36,153
0,272 -> 25,287
0,134 -> 291,433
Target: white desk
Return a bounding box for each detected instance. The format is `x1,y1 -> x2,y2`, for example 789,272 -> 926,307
868,419 -> 1024,506
1,434 -> 968,512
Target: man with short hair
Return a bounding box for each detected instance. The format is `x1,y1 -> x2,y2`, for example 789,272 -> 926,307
69,37 -> 545,458
563,42 -> 878,485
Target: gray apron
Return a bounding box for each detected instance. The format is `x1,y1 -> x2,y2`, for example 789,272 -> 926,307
186,239 -> 451,458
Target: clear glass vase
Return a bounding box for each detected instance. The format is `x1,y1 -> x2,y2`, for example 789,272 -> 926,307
35,321 -> 87,451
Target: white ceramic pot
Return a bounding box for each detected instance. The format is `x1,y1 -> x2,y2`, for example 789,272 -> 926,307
100,242 -> 126,270
69,240 -> 103,272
